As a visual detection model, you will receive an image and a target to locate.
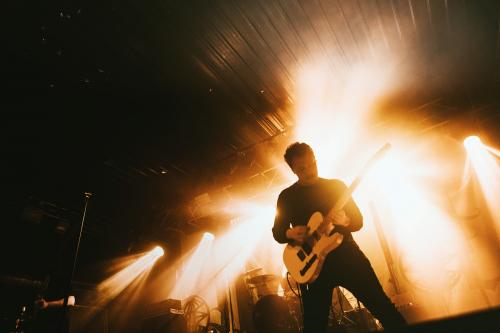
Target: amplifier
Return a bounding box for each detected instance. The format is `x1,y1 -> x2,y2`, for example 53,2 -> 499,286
143,298 -> 183,319
141,299 -> 187,333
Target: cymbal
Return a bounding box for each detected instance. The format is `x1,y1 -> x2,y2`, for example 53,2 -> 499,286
248,274 -> 281,285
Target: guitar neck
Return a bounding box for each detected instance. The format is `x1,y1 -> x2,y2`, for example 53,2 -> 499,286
332,181 -> 357,211
331,143 -> 391,213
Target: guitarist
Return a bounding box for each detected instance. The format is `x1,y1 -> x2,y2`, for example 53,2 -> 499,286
272,142 -> 406,333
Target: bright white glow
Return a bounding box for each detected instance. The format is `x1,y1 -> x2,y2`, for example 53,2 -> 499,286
292,58 -> 396,179
464,139 -> 500,244
203,232 -> 215,241
284,53 -> 495,317
152,246 -> 164,257
353,138 -> 467,295
464,136 -> 482,151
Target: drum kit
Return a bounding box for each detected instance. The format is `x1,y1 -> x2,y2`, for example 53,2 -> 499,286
241,268 -> 379,333
242,268 -> 302,333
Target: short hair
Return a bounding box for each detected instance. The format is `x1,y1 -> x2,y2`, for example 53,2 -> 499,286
284,142 -> 314,168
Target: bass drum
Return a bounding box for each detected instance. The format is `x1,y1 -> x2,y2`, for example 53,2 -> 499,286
253,295 -> 299,333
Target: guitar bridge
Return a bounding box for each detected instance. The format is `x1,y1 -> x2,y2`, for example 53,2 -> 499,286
296,242 -> 312,261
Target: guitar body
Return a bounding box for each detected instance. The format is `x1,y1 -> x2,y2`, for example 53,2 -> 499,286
283,212 -> 344,284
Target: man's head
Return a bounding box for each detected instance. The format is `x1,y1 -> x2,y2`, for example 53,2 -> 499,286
284,142 -> 319,185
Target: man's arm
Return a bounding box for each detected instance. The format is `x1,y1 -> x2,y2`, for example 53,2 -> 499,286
35,296 -> 75,309
272,193 -> 292,244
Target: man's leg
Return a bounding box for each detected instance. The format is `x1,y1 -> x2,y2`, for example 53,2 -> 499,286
300,279 -> 333,333
338,249 -> 406,329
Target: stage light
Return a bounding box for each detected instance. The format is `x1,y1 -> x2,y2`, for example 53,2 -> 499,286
203,232 -> 214,241
99,247 -> 164,294
152,246 -> 164,258
464,136 -> 482,151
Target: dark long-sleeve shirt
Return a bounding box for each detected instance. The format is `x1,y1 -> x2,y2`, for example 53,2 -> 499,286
272,178 -> 363,244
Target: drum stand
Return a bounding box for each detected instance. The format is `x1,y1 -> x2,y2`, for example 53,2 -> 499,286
332,287 -> 382,332
331,287 -> 356,327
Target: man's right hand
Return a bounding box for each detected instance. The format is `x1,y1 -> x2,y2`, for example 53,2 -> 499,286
286,226 -> 308,244
34,298 -> 48,310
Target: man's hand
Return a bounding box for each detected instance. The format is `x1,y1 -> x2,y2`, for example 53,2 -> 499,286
34,298 -> 48,310
325,209 -> 350,227
286,226 -> 308,244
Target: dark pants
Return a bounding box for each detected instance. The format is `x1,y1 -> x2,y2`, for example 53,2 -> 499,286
299,241 -> 406,333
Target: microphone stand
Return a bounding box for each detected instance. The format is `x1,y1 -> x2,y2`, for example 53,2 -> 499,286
58,192 -> 92,333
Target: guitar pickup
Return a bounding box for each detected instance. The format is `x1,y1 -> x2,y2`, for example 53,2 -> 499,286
300,254 -> 318,276
297,250 -> 306,261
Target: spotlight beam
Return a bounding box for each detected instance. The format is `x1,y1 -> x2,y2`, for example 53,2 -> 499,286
97,247 -> 164,302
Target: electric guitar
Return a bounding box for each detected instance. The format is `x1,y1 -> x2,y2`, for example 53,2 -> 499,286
283,143 -> 392,284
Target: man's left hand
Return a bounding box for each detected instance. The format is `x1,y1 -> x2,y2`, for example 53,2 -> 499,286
325,210 -> 350,227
